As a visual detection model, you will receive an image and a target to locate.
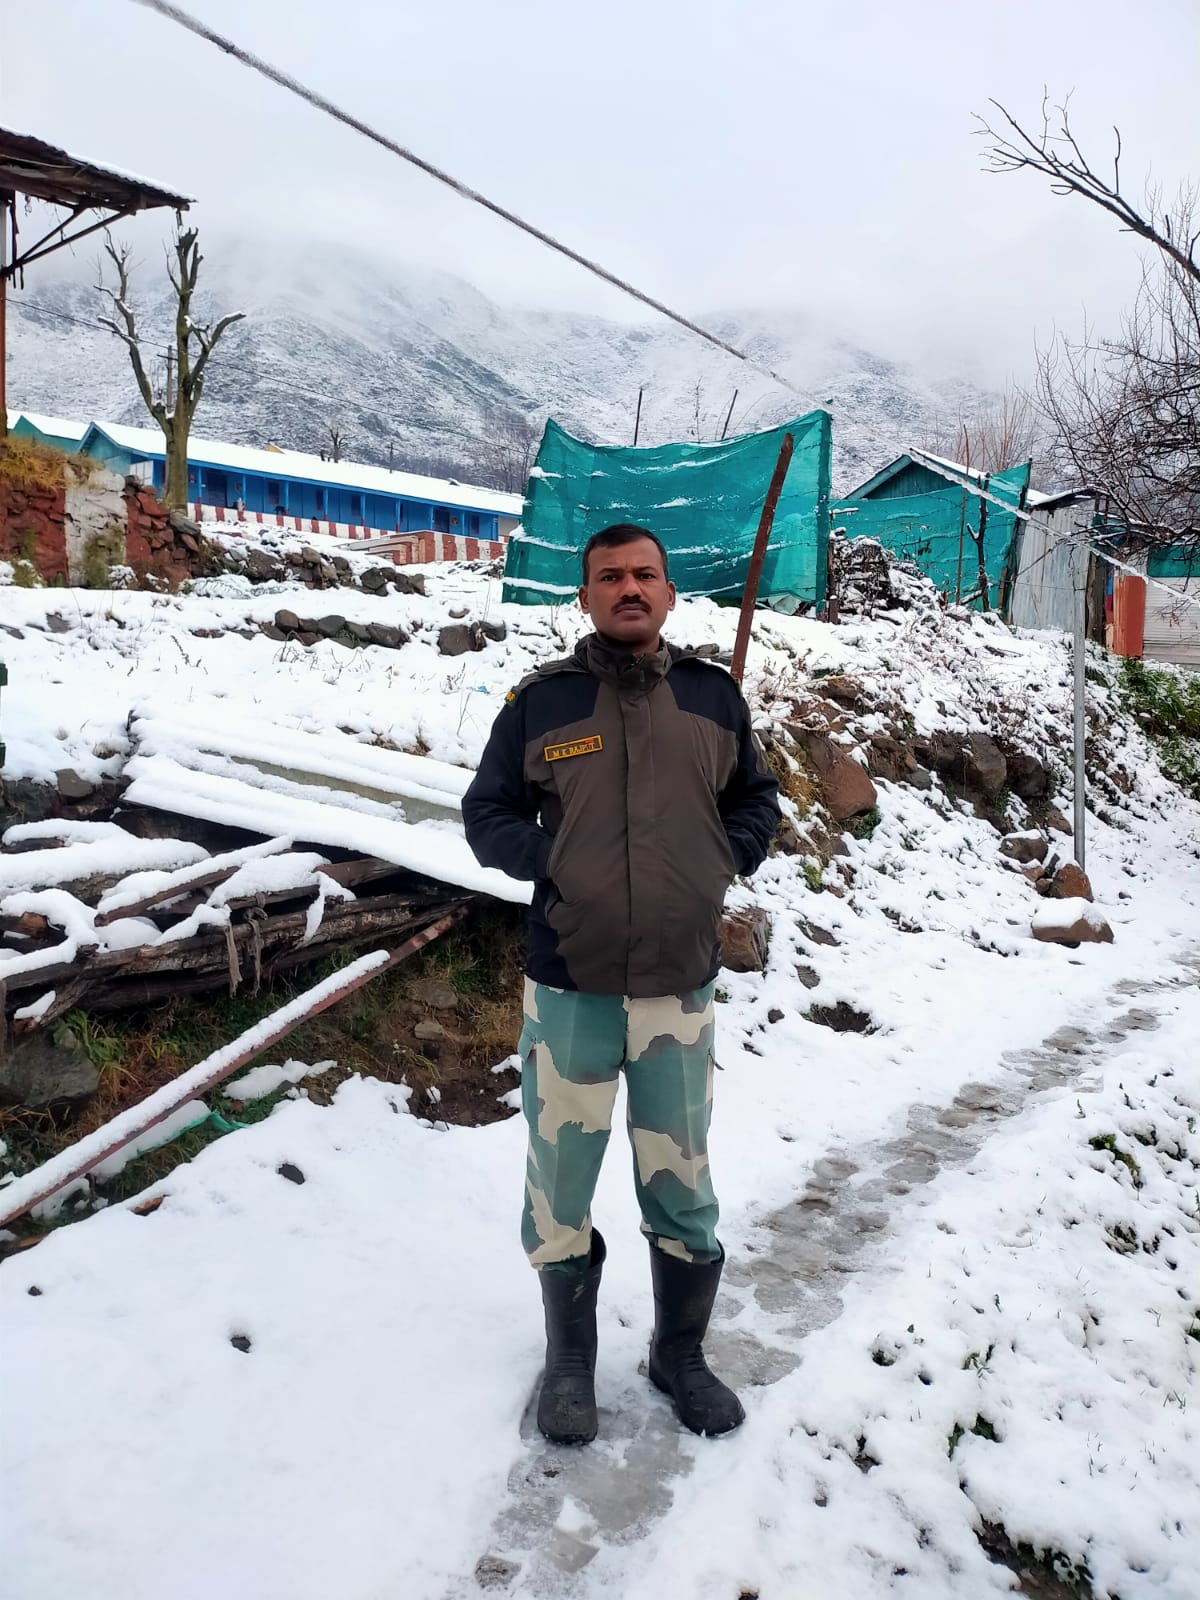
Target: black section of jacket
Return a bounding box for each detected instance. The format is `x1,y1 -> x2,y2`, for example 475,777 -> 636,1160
462,633 -> 781,997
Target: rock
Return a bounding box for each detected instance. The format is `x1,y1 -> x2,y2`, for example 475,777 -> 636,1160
316,614 -> 347,638
331,556 -> 352,573
244,549 -> 281,582
259,624 -> 285,642
1032,898 -> 1114,947
366,622 -> 405,649
45,612 -> 72,634
1050,861 -> 1094,901
1044,806 -> 1073,835
795,964 -> 821,990
1021,864 -> 1045,884
345,621 -> 372,643
299,546 -> 323,565
864,732 -> 910,783
720,906 -> 771,973
393,571 -> 425,596
294,631 -> 319,648
55,767 -> 95,801
479,618 -> 508,643
798,732 -> 878,821
438,624 -> 477,657
360,567 -> 389,591
414,1019 -> 448,1042
906,766 -> 933,790
962,733 -> 1007,796
411,978 -> 459,1011
0,1032 -> 100,1110
767,1007 -> 785,1023
799,919 -> 839,947
816,674 -> 863,708
274,609 -> 301,632
999,830 -> 1049,865
692,643 -> 721,658
449,606 -> 469,620
1006,752 -> 1049,800
167,510 -> 203,540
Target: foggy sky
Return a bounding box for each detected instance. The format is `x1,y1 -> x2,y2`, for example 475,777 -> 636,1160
2,0 -> 1196,385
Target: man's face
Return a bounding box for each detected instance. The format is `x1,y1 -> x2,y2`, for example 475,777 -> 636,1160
579,536 -> 676,651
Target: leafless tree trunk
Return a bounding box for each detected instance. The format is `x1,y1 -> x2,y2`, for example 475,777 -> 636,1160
97,229 -> 244,508
326,423 -> 345,463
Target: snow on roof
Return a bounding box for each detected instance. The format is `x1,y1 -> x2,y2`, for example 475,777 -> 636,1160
85,421 -> 523,516
8,410 -> 89,442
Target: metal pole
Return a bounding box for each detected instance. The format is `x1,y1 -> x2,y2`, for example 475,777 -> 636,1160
720,388 -> 739,441
0,909 -> 465,1229
730,433 -> 794,685
0,195 -> 9,438
633,387 -> 643,447
1072,539 -> 1087,871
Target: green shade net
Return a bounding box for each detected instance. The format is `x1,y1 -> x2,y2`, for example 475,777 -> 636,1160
1147,547 -> 1200,578
503,411 -> 832,610
834,460 -> 1031,609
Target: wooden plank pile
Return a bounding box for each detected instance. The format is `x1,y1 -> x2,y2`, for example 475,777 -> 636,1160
0,823 -> 469,1045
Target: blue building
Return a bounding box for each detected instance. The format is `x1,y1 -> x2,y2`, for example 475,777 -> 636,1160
79,421 -> 522,542
6,410 -> 89,454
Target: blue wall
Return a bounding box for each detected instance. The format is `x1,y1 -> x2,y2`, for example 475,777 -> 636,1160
100,442 -> 499,538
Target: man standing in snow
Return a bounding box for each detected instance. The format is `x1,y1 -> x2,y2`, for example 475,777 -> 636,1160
462,523 -> 780,1445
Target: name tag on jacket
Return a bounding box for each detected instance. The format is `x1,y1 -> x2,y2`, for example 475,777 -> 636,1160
544,735 -> 603,763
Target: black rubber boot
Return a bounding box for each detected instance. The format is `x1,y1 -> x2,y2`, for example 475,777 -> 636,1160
536,1231 -> 606,1445
647,1242 -> 745,1436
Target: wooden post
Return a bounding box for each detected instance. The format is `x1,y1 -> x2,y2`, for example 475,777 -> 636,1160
633,387 -> 644,447
0,194 -> 9,440
730,433 -> 794,685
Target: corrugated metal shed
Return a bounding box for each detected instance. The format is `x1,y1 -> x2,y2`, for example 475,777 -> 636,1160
1009,495 -> 1096,633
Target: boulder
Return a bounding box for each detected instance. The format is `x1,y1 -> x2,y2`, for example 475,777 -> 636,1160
1032,898 -> 1113,947
816,674 -> 864,709
393,571 -> 426,596
720,906 -> 771,973
0,1032 -> 100,1110
360,567 -> 389,591
345,621 -> 372,643
55,768 -> 95,801
438,624 -> 479,657
1006,752 -> 1050,800
1049,861 -> 1094,901
479,618 -> 508,643
798,732 -> 878,821
259,624 -> 285,642
45,612 -> 72,635
962,733 -> 1007,796
906,766 -> 934,790
366,622 -> 405,649
316,615 -> 347,638
244,549 -> 282,582
274,608 -> 301,632
999,830 -> 1049,865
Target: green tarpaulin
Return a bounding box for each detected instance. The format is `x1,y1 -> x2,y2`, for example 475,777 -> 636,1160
503,411 -> 832,610
835,461 -> 1031,610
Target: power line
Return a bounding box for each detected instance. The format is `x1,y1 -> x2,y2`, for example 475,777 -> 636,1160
130,0 -> 803,400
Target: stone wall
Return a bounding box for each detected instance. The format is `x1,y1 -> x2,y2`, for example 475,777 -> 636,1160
0,473 -> 69,582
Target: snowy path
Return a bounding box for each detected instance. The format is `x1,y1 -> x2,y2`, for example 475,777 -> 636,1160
457,947 -> 1200,1597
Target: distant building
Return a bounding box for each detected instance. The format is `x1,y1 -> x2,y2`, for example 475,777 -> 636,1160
78,421 -> 522,553
6,410 -> 89,453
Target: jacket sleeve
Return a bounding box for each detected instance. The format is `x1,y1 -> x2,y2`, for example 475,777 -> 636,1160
718,694 -> 782,877
462,696 -> 553,881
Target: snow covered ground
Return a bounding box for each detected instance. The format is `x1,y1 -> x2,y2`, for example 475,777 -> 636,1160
1,562 -> 1199,1599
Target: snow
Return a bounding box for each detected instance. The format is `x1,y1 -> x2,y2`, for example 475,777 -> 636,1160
13,990 -> 55,1022
2,555 -> 1200,1597
225,1057 -> 336,1102
1033,896 -> 1112,933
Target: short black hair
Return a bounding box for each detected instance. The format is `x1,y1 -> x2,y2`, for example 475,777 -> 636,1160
581,523 -> 670,584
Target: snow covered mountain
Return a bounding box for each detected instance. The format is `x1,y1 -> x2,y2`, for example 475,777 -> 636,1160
8,235 -> 987,492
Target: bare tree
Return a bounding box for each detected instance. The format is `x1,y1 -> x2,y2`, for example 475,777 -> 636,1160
325,423 -> 346,463
977,96 -> 1199,550
482,410 -> 542,494
98,229 -> 244,508
924,387 -> 1039,474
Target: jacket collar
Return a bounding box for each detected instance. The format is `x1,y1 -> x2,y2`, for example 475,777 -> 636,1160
578,631 -> 673,690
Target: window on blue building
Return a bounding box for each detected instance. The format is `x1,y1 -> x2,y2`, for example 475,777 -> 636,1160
432,506 -> 451,534
468,513 -> 481,537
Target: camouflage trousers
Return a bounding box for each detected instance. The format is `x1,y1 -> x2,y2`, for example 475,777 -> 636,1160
518,979 -> 720,1270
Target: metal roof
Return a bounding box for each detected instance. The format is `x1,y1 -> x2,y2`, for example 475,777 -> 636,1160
0,128 -> 190,213
83,420 -> 523,517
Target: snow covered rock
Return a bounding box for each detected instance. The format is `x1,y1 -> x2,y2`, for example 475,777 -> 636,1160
795,731 -> 878,822
1048,860 -> 1094,901
999,830 -> 1048,865
0,1031 -> 99,1110
720,906 -> 770,972
1031,897 -> 1113,947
